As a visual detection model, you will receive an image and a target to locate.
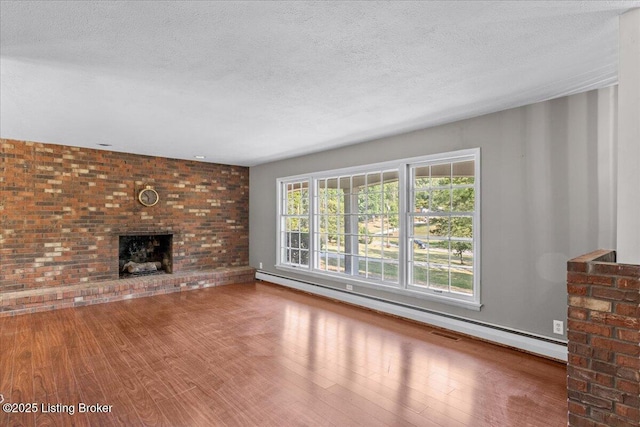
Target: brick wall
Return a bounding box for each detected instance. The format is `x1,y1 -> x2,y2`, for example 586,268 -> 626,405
1,139 -> 249,292
567,250 -> 640,427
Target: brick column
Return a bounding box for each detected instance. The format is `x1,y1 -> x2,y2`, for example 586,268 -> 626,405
567,250 -> 640,427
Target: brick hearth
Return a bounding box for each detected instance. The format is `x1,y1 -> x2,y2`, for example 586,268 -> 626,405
0,266 -> 255,317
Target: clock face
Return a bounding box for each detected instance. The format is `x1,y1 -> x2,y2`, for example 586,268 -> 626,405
138,188 -> 159,207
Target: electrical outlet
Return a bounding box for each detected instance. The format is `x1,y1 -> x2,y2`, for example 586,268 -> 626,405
259,262 -> 263,269
346,284 -> 353,291
553,320 -> 564,335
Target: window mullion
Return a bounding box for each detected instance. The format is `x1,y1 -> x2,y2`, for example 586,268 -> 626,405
309,178 -> 316,271
398,164 -> 408,289
349,190 -> 358,276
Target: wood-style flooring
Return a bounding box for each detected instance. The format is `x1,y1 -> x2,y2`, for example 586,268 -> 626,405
0,281 -> 567,426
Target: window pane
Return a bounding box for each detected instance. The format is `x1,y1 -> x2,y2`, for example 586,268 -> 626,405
358,215 -> 372,237
414,190 -> 430,212
335,215 -> 343,235
383,262 -> 399,283
300,233 -> 310,250
317,193 -> 327,213
452,160 -> 474,185
428,264 -> 449,290
369,237 -> 383,255
366,172 -> 381,188
380,215 -> 390,234
430,189 -> 451,212
367,259 -> 382,280
451,216 -> 472,239
289,249 -> 300,264
293,232 -> 301,249
286,193 -> 295,215
412,264 -> 429,287
383,170 -> 398,183
340,176 -> 351,194
352,174 -> 366,189
316,179 -> 327,213
336,254 -> 346,273
356,257 -> 366,278
318,252 -> 328,270
431,163 -> 451,186
381,217 -> 399,249
451,267 -> 473,294
358,240 -> 368,257
429,217 -> 450,239
323,253 -> 334,271
427,240 -> 449,265
285,218 -> 293,232
412,244 -> 428,263
318,216 -> 328,233
413,166 -> 430,188
452,188 -> 474,212
300,250 -> 309,266
300,189 -> 309,214
330,193 -> 342,214
451,241 -> 473,267
373,192 -> 384,215
318,233 -> 328,251
412,221 -> 429,239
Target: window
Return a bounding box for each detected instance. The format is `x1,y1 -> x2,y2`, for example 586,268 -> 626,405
277,149 -> 480,309
279,180 -> 310,268
408,159 -> 476,296
314,170 -> 399,283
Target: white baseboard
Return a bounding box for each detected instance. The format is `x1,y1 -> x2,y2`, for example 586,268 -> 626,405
256,271 -> 567,362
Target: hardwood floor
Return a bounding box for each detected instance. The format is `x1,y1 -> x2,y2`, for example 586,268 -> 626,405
0,281 -> 567,426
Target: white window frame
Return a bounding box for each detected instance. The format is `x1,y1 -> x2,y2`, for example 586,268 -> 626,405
313,168 -> 402,286
406,150 -> 480,306
277,178 -> 311,269
276,148 -> 481,310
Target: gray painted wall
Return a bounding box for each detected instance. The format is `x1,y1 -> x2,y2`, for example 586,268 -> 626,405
249,87 -> 617,340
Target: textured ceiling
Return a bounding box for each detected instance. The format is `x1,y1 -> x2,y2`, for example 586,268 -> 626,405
1,1 -> 638,166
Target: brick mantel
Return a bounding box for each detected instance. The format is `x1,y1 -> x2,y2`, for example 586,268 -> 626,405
567,250 -> 640,427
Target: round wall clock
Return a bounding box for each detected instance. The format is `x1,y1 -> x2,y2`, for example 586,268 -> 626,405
138,186 -> 159,207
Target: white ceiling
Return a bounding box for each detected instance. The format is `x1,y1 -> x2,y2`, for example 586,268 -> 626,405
1,1 -> 638,166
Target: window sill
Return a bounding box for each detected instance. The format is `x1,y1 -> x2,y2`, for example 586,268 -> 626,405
274,265 -> 482,311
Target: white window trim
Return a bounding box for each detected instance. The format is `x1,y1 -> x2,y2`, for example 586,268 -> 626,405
405,149 -> 480,306
276,177 -> 311,269
276,148 -> 481,310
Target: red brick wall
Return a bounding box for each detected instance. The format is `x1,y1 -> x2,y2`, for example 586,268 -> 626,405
1,139 -> 249,292
567,250 -> 640,427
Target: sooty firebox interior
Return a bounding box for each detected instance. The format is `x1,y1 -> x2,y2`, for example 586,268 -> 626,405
119,234 -> 173,278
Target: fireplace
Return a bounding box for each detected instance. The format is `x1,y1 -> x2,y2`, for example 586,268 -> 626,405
119,234 -> 173,278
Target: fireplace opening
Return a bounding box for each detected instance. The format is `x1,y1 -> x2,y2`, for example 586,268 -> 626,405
119,234 -> 173,278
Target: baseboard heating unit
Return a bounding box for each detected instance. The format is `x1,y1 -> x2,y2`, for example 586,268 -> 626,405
256,271 -> 568,362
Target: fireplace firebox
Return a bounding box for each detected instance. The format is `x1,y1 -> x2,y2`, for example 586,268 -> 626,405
119,234 -> 173,278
